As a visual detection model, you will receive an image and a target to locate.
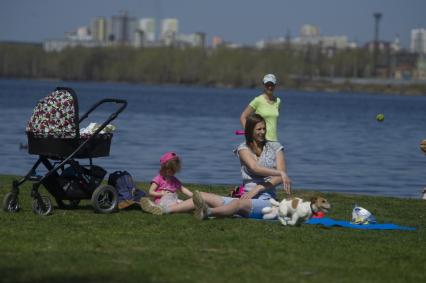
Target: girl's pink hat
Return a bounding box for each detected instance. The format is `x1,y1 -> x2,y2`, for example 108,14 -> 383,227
160,152 -> 179,165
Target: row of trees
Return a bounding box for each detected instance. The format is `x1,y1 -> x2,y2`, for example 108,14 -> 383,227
0,42 -> 375,88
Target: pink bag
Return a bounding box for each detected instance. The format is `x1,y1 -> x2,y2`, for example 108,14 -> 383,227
229,185 -> 245,198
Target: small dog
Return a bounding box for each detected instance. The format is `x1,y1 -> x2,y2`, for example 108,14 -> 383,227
422,188 -> 426,200
262,196 -> 331,226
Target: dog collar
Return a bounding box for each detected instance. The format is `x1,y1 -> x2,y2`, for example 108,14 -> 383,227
310,203 -> 318,215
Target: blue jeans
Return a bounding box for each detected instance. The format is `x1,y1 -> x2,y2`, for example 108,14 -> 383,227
221,196 -> 271,219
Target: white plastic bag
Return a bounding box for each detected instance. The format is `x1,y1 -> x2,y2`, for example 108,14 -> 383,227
351,205 -> 376,224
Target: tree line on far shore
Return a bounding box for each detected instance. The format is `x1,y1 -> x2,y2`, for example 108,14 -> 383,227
0,42 -> 375,86
1,42 -> 425,95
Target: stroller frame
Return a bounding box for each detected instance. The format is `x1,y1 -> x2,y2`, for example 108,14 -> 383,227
3,87 -> 127,215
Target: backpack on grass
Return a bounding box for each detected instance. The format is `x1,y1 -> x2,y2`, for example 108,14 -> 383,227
108,171 -> 145,209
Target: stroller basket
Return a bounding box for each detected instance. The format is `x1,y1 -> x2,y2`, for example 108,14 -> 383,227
27,133 -> 112,159
25,87 -> 123,159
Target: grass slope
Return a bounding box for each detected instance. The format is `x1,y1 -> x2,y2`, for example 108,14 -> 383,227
0,175 -> 425,283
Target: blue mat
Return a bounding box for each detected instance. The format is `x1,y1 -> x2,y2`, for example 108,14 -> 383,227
306,217 -> 416,231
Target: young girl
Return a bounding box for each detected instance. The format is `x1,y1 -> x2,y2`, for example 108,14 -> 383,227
140,152 -> 193,215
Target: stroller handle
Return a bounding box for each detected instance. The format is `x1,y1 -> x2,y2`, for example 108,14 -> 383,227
79,99 -> 127,124
78,99 -> 127,142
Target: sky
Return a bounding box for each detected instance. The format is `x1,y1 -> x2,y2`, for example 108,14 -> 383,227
1,0 -> 425,48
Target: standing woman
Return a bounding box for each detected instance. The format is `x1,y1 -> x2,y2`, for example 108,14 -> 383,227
240,74 -> 280,142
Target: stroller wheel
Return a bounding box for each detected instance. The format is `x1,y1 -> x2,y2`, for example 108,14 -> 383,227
2,192 -> 20,213
91,185 -> 118,214
56,199 -> 80,209
32,196 -> 53,216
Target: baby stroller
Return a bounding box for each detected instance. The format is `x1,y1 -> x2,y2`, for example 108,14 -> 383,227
2,87 -> 127,215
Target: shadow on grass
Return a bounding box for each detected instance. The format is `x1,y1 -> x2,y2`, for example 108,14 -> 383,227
0,267 -> 154,283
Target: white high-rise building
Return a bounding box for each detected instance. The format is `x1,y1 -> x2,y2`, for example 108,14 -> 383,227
289,24 -> 349,50
298,24 -> 321,46
139,18 -> 156,42
161,18 -> 179,46
411,28 -> 426,54
91,17 -> 107,42
300,24 -> 320,37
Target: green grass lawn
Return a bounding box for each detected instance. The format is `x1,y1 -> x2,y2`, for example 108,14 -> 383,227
0,174 -> 425,283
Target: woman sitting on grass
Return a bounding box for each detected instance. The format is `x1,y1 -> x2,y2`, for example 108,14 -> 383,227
192,113 -> 291,220
141,114 -> 291,219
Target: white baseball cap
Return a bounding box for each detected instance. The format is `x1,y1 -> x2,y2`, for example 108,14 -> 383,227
262,74 -> 277,85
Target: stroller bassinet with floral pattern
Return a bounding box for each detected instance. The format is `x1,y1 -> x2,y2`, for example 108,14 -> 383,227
3,87 -> 127,215
26,87 -> 113,158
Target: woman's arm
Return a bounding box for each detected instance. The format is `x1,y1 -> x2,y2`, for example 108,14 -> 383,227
239,148 -> 283,178
276,150 -> 291,194
179,186 -> 193,198
239,148 -> 291,197
240,178 -> 280,199
240,105 -> 255,129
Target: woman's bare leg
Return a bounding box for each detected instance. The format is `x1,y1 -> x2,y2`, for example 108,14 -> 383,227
198,192 -> 228,207
209,199 -> 252,217
167,192 -> 225,214
193,191 -> 252,219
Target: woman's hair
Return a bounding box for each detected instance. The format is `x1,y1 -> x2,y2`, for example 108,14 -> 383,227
244,113 -> 266,144
159,158 -> 181,176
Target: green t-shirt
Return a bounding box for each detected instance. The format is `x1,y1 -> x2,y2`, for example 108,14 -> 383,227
249,95 -> 281,141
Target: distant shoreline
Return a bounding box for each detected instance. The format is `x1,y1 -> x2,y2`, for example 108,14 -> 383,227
2,41 -> 425,96
284,76 -> 426,96
3,76 -> 426,96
